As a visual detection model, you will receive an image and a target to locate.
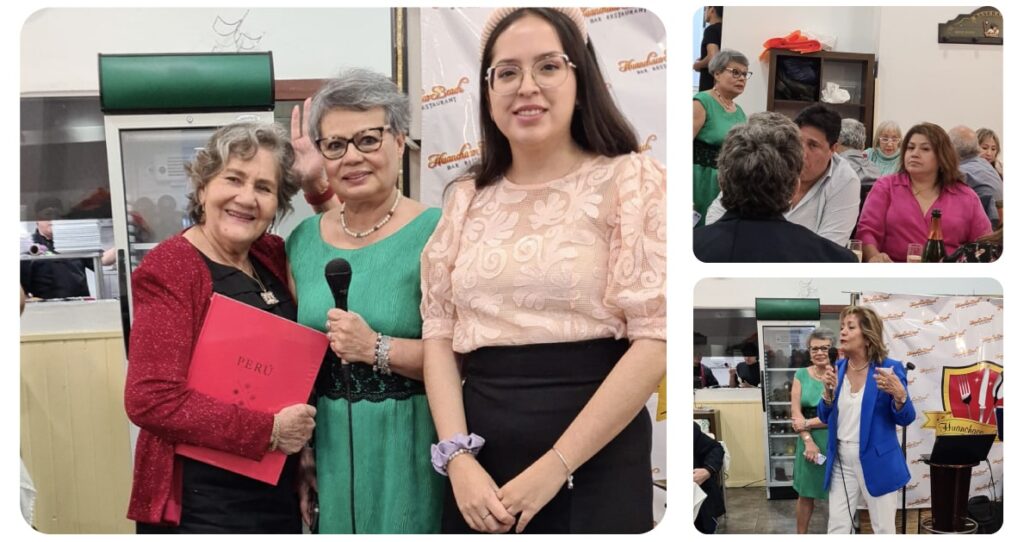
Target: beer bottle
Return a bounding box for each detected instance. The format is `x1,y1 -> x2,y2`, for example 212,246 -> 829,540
922,209 -> 946,262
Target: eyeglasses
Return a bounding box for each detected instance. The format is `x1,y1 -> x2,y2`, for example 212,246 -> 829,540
486,54 -> 577,96
879,137 -> 900,143
721,67 -> 753,80
809,346 -> 831,353
315,127 -> 388,160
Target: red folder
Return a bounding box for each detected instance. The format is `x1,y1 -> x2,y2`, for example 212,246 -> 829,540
175,293 -> 328,485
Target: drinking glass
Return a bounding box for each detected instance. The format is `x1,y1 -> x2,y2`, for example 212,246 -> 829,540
906,243 -> 923,263
847,240 -> 863,262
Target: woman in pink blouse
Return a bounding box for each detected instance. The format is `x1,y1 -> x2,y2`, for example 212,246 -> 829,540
857,122 -> 991,262
420,7 -> 665,534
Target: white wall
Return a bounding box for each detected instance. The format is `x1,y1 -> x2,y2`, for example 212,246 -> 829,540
21,8 -> 393,94
694,278 -> 1002,308
877,6 -> 1002,136
721,6 -> 1002,137
721,7 -> 881,115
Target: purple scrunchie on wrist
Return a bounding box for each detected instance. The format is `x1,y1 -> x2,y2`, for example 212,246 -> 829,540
431,433 -> 485,476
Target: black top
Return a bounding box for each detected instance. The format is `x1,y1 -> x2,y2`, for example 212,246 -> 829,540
171,254 -> 301,534
694,422 -> 725,532
698,22 -> 722,91
735,361 -> 761,387
694,211 -> 859,263
694,363 -> 720,389
20,230 -> 91,299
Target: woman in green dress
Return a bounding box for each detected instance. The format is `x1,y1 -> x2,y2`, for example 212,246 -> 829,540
693,49 -> 749,226
286,68 -> 443,533
790,327 -> 834,534
866,120 -> 903,176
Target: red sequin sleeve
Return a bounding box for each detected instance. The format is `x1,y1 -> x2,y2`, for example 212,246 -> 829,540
124,243 -> 274,460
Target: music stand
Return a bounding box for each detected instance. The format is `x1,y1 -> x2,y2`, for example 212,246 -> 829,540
921,434 -> 996,533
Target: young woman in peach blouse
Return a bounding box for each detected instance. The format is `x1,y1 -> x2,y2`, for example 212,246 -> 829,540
420,8 -> 666,534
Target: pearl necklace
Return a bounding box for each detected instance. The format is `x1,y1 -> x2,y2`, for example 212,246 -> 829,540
713,88 -> 735,110
848,361 -> 869,372
340,190 -> 401,239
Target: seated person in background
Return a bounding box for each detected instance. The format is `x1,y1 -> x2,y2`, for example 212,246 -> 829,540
694,422 -> 725,534
705,104 -> 860,246
694,333 -> 720,389
857,122 -> 992,262
729,342 -> 761,388
948,125 -> 1002,229
694,112 -> 859,263
837,118 -> 882,190
866,120 -> 903,175
976,128 -> 1003,179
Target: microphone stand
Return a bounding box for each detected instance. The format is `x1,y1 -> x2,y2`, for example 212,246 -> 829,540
900,361 -> 916,534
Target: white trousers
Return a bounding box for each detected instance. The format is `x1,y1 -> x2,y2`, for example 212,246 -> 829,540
828,441 -> 898,534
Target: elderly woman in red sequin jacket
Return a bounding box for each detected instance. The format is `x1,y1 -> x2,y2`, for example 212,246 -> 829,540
124,123 -> 316,533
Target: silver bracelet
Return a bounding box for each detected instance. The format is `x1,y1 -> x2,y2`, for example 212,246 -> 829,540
552,447 -> 574,490
373,333 -> 392,375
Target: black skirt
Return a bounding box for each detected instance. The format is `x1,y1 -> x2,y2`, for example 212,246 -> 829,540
442,338 -> 653,534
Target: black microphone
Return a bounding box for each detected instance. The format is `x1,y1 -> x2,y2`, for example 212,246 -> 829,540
325,258 -> 352,311
323,258 -> 357,533
905,361 -> 916,372
826,347 -> 839,391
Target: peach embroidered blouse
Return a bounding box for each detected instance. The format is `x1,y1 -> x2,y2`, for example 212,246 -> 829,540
420,153 -> 666,353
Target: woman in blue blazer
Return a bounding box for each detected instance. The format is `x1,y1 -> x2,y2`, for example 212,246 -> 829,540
817,305 -> 915,534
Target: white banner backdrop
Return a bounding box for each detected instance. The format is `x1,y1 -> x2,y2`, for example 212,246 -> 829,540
418,7 -> 666,208
859,292 -> 1003,509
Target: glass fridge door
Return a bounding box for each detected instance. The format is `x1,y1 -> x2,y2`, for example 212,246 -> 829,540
760,322 -> 817,498
118,127 -> 215,270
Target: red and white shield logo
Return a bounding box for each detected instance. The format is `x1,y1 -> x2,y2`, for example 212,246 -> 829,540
943,362 -> 1003,425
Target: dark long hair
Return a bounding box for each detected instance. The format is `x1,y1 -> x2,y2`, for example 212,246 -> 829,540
898,122 -> 964,191
474,8 -> 639,188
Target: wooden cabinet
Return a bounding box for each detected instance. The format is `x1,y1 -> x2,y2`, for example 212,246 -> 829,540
766,50 -> 877,142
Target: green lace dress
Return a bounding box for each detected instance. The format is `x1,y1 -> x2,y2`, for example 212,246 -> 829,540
285,208 -> 443,533
792,367 -> 829,500
693,90 -> 746,226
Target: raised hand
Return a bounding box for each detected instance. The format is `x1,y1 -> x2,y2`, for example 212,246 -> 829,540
291,97 -> 328,192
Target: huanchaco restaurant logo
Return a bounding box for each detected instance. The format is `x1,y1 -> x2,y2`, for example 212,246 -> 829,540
427,142 -> 481,170
910,297 -> 939,308
938,330 -> 966,342
882,311 -> 906,321
924,313 -> 951,325
639,134 -> 658,153
894,329 -> 920,340
970,314 -> 995,327
955,297 -> 983,310
861,294 -> 891,303
421,77 -> 471,109
618,51 -> 667,72
907,346 -> 935,357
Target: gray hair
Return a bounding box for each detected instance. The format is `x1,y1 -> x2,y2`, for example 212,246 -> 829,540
948,125 -> 980,160
872,120 -> 902,148
718,112 -> 803,217
838,118 -> 867,150
709,48 -> 749,74
308,68 -> 411,144
807,327 -> 836,347
184,122 -> 299,225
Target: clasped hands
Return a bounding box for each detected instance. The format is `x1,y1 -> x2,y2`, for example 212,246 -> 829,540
449,451 -> 567,533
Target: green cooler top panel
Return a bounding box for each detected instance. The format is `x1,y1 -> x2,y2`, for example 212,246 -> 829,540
99,52 -> 274,113
755,298 -> 820,321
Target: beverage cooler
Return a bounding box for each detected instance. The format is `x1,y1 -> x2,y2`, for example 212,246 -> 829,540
99,52 -> 276,330
755,298 -> 820,500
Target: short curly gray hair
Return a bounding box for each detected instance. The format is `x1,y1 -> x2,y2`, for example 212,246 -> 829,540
709,48 -> 749,75
838,118 -> 867,150
807,327 -> 836,347
184,122 -> 299,225
307,68 -> 411,144
718,112 -> 802,218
